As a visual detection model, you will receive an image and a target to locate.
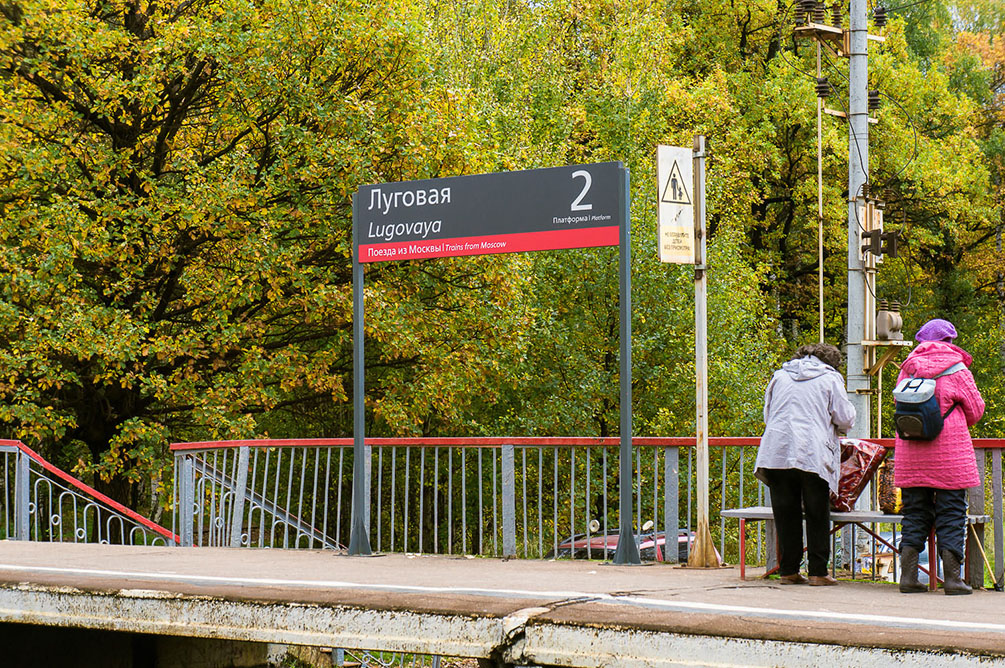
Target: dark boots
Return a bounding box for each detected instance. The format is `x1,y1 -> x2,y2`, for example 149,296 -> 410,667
941,549 -> 973,595
901,547 -> 973,594
899,546 -> 927,593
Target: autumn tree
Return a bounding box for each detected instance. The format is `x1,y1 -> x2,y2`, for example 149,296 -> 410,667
416,0 -> 783,442
0,0 -> 532,506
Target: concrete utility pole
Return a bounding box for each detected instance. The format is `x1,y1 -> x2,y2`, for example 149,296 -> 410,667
846,0 -> 870,440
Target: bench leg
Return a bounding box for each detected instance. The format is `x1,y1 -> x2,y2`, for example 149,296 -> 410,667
739,518 -> 746,580
928,530 -> 937,592
765,520 -> 778,575
829,522 -> 844,578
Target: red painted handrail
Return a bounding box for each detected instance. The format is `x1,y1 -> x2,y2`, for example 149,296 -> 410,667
170,436 -> 1005,451
0,439 -> 180,544
171,437 -> 758,451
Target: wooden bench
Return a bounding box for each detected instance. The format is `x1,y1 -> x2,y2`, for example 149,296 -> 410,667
722,506 -> 990,589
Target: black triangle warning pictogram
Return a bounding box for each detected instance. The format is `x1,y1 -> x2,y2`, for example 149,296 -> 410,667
660,161 -> 691,205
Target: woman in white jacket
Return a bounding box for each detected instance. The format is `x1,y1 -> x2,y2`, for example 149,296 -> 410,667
754,343 -> 856,586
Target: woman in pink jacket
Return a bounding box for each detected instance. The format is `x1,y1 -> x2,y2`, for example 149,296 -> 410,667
895,318 -> 985,595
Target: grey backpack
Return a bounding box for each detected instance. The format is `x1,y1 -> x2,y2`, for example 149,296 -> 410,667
892,362 -> 966,440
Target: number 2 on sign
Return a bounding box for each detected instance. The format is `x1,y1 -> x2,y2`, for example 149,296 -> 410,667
570,170 -> 593,211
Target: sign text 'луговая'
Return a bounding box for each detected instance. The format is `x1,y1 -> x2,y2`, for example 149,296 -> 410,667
355,162 -> 625,263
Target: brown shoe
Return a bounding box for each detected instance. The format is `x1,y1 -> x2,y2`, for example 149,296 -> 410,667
778,573 -> 808,585
808,575 -> 838,586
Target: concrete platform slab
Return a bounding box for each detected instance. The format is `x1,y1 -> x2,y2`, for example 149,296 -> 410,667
0,542 -> 1002,666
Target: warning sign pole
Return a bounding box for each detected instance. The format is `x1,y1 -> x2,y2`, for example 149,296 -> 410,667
688,135 -> 719,568
657,140 -> 717,566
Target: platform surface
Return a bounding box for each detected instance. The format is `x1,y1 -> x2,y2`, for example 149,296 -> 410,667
0,541 -> 1003,664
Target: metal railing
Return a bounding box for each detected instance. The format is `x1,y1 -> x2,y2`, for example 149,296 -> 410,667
171,436 -> 1005,583
172,439 -> 347,549
0,439 -> 178,546
9,428 -> 1000,582
362,437 -> 765,562
971,443 -> 1004,586
171,437 -> 767,562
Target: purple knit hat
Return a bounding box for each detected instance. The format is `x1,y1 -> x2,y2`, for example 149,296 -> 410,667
915,318 -> 957,343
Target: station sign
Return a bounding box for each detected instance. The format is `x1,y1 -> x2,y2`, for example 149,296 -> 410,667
356,162 -> 625,263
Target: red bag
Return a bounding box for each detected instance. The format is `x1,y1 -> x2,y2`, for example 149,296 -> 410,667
829,438 -> 888,512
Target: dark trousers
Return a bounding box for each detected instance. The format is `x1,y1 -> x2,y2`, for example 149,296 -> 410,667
900,487 -> 967,560
762,468 -> 831,576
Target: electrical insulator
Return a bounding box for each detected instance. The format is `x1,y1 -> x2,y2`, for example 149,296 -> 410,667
860,183 -> 871,199
881,229 -> 900,258
877,299 -> 904,341
815,77 -> 831,98
861,229 -> 882,256
794,4 -> 806,25
868,90 -> 881,111
813,1 -> 827,24
831,3 -> 842,27
800,0 -> 817,23
873,6 -> 887,27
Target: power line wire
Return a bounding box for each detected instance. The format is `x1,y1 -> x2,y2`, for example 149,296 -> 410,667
884,0 -> 935,13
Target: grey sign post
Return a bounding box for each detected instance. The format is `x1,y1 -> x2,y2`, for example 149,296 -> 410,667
612,168 -> 640,565
349,163 -> 638,564
348,193 -> 371,555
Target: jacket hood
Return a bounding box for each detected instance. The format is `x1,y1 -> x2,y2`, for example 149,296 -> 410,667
781,355 -> 836,381
901,341 -> 973,377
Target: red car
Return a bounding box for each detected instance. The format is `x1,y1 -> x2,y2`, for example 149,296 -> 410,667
550,523 -> 694,562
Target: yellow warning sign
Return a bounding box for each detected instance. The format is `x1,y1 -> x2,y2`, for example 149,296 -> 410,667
657,145 -> 694,264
